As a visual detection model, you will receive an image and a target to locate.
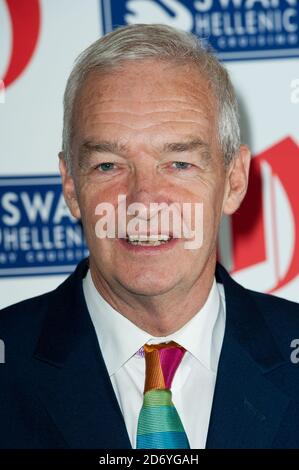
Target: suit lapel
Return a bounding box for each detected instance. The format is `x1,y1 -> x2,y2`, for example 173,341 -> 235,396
206,265 -> 290,449
30,260 -> 131,449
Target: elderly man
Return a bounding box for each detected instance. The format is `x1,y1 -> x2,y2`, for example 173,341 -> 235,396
0,24 -> 299,450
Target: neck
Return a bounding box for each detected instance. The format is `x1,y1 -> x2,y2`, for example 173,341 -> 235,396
89,257 -> 216,336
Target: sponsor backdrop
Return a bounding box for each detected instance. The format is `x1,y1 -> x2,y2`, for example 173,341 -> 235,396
0,0 -> 298,308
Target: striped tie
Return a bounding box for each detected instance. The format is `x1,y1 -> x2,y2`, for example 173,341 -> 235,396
136,341 -> 190,449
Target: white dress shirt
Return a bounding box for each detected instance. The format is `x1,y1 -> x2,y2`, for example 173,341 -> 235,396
83,270 -> 226,449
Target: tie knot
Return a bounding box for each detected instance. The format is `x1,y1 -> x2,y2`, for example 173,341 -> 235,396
143,341 -> 186,394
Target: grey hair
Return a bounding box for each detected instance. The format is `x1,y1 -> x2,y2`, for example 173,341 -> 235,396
62,23 -> 240,169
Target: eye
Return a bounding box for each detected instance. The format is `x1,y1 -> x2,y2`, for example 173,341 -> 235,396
172,161 -> 192,170
97,162 -> 115,172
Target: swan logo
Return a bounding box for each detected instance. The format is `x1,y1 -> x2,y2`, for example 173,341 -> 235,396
219,137 -> 299,294
0,0 -> 41,90
0,176 -> 89,277
100,0 -> 299,61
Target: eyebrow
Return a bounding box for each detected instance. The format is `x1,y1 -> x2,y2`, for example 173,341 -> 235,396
162,139 -> 210,154
80,140 -> 128,156
78,138 -> 211,167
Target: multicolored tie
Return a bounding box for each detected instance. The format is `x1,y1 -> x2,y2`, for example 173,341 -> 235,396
136,341 -> 190,449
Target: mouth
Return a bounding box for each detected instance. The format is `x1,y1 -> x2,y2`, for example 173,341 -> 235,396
118,234 -> 178,253
125,234 -> 171,246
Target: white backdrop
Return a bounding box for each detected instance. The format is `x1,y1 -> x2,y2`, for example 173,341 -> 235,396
0,0 -> 298,308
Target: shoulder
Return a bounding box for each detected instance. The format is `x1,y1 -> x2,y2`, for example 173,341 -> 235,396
246,287 -> 299,327
217,262 -> 299,326
217,263 -> 299,359
0,259 -> 88,339
0,259 -> 89,361
245,288 -> 299,350
0,289 -> 59,360
0,289 -> 55,329
228,284 -> 299,363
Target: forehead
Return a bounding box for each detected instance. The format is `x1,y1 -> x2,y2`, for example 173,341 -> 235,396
73,60 -> 218,148
75,59 -> 216,112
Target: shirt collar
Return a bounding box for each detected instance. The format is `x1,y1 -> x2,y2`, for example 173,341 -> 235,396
83,270 -> 224,376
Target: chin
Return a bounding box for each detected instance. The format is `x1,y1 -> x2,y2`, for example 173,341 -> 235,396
119,273 -> 179,297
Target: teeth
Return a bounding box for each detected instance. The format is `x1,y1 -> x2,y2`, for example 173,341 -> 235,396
127,234 -> 170,242
130,240 -> 166,246
126,234 -> 171,245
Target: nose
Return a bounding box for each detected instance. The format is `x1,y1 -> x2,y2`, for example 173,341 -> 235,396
122,158 -> 183,237
127,162 -> 163,210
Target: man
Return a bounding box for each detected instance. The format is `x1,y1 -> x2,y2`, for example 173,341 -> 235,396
0,24 -> 299,449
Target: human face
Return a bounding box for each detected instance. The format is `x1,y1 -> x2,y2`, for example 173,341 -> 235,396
60,60 -> 249,298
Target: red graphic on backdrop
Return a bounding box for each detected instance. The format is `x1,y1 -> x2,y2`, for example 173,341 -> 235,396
230,137 -> 299,293
2,0 -> 40,88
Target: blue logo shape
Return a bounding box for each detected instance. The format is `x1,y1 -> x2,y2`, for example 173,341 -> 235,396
0,175 -> 89,277
100,0 -> 299,61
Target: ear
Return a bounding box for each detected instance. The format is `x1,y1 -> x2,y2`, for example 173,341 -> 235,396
59,152 -> 81,220
223,144 -> 251,215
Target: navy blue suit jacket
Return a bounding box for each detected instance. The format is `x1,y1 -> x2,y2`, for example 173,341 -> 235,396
1,258 -> 299,448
